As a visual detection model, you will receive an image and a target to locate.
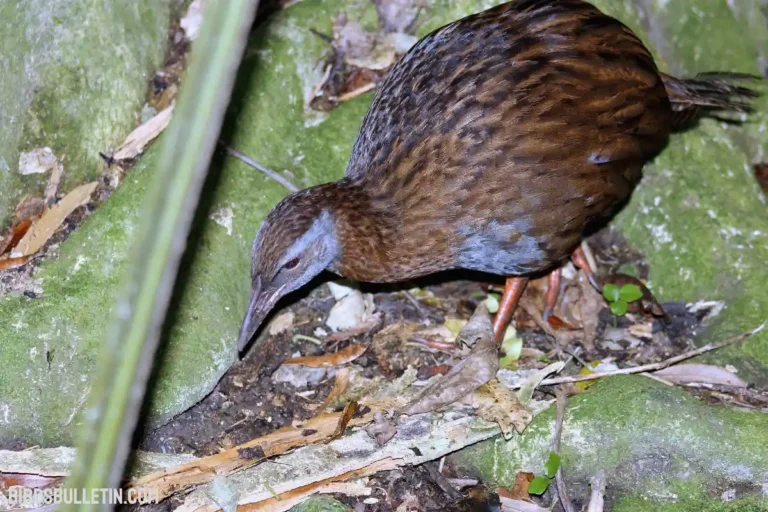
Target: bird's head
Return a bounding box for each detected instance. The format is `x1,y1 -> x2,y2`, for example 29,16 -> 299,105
238,189 -> 340,350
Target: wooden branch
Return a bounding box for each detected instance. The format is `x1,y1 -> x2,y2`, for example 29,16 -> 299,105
128,401 -> 392,501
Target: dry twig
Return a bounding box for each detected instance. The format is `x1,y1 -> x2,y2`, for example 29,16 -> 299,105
223,145 -> 298,192
508,324 -> 764,389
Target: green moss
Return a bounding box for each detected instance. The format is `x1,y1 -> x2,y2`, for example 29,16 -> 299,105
289,496 -> 352,512
0,0 -> 170,225
454,376 -> 768,510
615,495 -> 768,512
613,0 -> 768,384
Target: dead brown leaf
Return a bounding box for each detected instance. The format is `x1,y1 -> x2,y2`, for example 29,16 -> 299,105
282,344 -> 368,368
468,378 -> 532,438
654,363 -> 747,387
113,105 -> 174,160
323,367 -> 350,409
11,182 -> 98,258
0,472 -> 63,489
508,472 -> 535,501
365,411 -> 398,446
0,255 -> 34,271
128,400 -> 392,501
400,304 -> 498,416
331,401 -> 358,440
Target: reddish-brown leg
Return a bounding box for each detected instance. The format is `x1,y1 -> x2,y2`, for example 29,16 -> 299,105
571,245 -> 599,289
492,277 -> 528,343
542,268 -> 561,321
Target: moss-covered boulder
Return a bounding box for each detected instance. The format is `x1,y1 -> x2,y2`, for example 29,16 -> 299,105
0,0 -> 171,226
451,376 -> 768,510
290,496 -> 352,512
0,0 -> 766,447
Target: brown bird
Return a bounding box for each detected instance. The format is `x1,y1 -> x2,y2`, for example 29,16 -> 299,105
239,0 -> 758,349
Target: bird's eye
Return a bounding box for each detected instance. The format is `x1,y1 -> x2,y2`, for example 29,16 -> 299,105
283,257 -> 300,270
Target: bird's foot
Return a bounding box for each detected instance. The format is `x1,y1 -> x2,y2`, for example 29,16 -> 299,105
492,242 -> 601,343
571,242 -> 599,290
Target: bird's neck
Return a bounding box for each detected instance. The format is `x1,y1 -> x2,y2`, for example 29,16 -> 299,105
321,180 -> 452,283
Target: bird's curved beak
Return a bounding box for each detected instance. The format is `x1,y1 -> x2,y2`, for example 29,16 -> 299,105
238,276 -> 279,352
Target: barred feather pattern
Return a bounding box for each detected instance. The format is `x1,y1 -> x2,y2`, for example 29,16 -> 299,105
249,0 -> 760,287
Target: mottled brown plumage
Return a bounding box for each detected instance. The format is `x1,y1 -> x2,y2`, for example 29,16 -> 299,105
239,0 -> 758,349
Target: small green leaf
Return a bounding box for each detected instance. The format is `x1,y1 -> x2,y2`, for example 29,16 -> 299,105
610,300 -> 628,316
544,452 -> 561,478
485,294 -> 500,314
528,475 -> 551,495
619,283 -> 643,303
602,283 -> 620,302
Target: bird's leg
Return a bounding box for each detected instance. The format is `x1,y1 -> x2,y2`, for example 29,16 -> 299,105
571,244 -> 599,289
542,268 -> 561,322
543,243 -> 598,323
492,277 -> 529,343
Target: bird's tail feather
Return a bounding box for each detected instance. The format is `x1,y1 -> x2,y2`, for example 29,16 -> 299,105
660,72 -> 761,129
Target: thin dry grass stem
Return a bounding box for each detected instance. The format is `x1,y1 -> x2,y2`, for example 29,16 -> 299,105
223,145 -> 298,192
553,387 -> 574,512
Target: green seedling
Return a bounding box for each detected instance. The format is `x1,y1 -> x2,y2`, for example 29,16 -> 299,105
485,293 -> 501,313
498,326 -> 523,368
528,451 -> 562,495
602,283 -> 643,316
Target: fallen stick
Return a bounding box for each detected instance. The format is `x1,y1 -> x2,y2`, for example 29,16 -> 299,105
518,323 -> 765,389
128,401 -> 392,501
175,411 -> 500,511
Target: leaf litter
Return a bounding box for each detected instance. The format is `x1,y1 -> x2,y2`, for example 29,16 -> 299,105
129,224 -> 767,512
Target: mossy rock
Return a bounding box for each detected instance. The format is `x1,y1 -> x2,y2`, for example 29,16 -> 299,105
0,0 -> 767,446
451,376 -> 768,510
289,496 -> 352,512
0,0 -> 171,226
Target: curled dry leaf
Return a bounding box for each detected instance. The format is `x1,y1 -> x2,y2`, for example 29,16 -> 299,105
507,472 -> 535,501
653,363 -> 747,387
365,411 -> 398,446
400,304 -> 498,416
323,368 -> 351,409
467,378 -> 532,438
113,105 -> 174,160
282,344 -> 368,368
10,181 -> 98,258
0,255 -> 34,271
516,361 -> 566,404
331,401 -> 358,440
